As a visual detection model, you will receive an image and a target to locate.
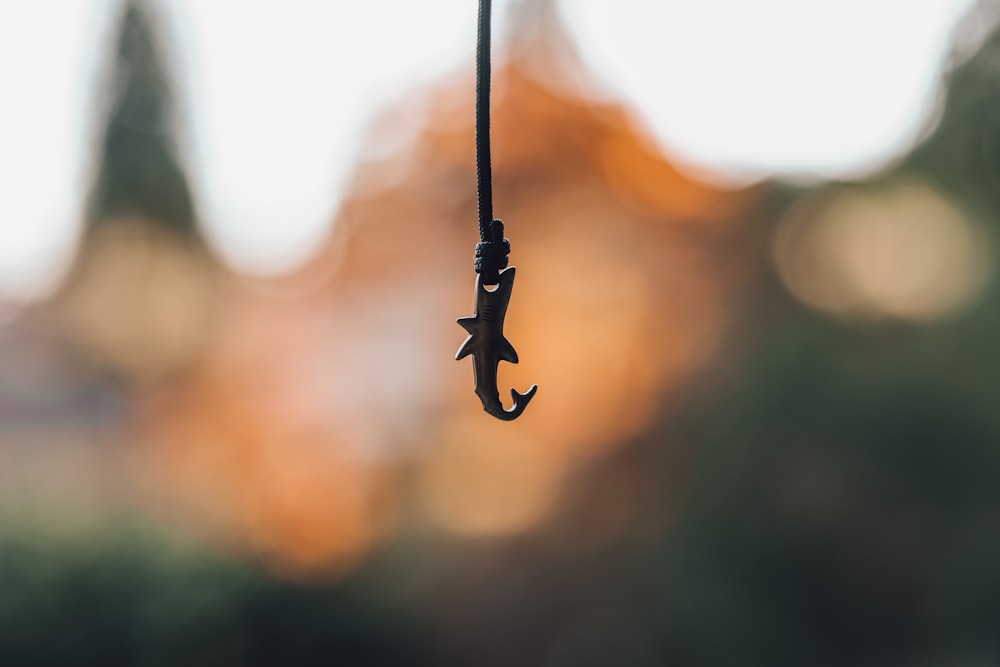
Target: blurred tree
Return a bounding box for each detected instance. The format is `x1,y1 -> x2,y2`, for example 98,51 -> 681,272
0,523 -> 431,667
54,0 -> 216,383
85,0 -> 198,240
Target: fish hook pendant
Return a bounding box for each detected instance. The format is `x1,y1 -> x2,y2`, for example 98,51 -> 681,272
456,267 -> 537,420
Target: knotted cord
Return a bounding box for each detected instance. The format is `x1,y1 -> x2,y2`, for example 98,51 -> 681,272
473,0 -> 509,285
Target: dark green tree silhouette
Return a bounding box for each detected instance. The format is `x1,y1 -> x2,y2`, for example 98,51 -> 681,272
86,0 -> 198,240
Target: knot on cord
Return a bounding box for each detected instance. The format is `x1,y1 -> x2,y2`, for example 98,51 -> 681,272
474,219 -> 509,285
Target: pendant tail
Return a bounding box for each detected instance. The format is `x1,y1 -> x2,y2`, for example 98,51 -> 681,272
485,384 -> 538,421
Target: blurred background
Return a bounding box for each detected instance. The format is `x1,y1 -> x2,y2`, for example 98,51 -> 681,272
2,0 -> 1000,664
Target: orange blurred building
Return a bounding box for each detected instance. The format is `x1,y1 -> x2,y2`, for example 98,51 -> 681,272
136,0 -> 763,576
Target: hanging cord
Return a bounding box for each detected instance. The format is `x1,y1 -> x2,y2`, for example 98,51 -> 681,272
474,0 -> 510,285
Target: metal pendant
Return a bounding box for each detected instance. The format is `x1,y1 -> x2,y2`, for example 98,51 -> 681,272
456,267 -> 537,420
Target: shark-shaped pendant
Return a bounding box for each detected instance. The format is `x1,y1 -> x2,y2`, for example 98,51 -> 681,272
456,267 -> 537,420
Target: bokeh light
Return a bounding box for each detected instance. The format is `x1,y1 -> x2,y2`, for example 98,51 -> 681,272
54,218 -> 217,381
774,177 -> 993,321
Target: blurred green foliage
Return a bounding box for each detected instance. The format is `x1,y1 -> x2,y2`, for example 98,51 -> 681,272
0,520 -> 427,666
652,305 -> 1000,665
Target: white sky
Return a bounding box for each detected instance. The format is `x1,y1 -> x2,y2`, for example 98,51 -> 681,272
0,0 -> 977,301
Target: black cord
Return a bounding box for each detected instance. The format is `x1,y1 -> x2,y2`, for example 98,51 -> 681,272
475,0 -> 493,237
474,0 -> 509,285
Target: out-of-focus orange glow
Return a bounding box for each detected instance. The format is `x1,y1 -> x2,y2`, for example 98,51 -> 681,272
511,223 -> 725,454
417,418 -> 562,537
774,177 -> 992,321
136,290 -> 397,577
601,119 -> 746,223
